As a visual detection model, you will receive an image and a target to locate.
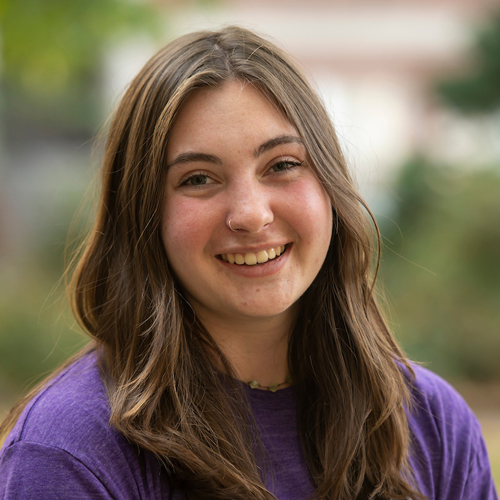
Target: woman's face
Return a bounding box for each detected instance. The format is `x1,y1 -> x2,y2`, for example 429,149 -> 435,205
161,80 -> 332,328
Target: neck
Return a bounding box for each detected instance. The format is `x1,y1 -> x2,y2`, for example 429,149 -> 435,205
197,309 -> 294,388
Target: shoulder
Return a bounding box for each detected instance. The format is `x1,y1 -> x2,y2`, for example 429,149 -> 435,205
409,363 -> 474,428
407,364 -> 479,469
406,364 -> 498,499
0,352 -> 173,499
3,352 -> 113,453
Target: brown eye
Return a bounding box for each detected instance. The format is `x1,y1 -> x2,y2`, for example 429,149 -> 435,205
180,173 -> 211,187
270,160 -> 303,173
189,175 -> 208,185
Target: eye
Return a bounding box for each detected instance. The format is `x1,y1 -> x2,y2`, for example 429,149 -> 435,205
180,173 -> 213,187
270,160 -> 304,174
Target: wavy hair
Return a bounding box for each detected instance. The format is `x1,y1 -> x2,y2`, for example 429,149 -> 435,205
2,27 -> 425,500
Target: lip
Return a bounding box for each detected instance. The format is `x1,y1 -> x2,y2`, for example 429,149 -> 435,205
217,243 -> 291,277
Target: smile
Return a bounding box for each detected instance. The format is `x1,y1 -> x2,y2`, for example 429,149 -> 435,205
219,245 -> 287,266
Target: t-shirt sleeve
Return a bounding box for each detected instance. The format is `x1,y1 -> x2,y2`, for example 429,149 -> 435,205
0,441 -> 114,500
462,429 -> 498,500
0,355 -> 176,500
408,365 -> 499,500
435,396 -> 498,499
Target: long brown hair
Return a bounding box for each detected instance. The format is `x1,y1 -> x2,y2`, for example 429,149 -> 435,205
2,27 -> 425,499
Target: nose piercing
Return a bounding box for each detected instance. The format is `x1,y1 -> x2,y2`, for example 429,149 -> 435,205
228,219 -> 240,232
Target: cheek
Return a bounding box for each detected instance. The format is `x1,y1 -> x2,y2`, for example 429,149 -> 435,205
161,197 -> 210,260
285,179 -> 333,245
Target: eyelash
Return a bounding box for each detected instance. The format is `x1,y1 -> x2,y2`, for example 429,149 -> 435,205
270,160 -> 304,174
179,172 -> 212,187
179,160 -> 304,187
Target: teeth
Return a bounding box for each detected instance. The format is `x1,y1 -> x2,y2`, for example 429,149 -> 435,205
220,245 -> 286,266
244,253 -> 257,265
256,250 -> 268,263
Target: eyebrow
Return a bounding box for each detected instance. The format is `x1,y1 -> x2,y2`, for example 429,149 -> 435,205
253,135 -> 304,158
167,152 -> 222,170
167,135 -> 304,170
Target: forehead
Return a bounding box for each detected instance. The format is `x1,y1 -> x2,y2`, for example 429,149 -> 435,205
166,81 -> 297,157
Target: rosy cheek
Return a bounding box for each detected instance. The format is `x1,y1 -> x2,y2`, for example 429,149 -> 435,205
162,201 -> 187,249
162,197 -> 214,254
286,179 -> 332,229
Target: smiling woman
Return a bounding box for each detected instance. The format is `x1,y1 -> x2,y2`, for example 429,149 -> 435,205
0,26 -> 497,500
162,82 -> 332,340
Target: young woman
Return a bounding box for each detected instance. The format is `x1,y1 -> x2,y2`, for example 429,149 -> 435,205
0,26 -> 497,500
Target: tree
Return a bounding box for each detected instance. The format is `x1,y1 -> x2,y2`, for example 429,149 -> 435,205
380,157 -> 500,380
0,0 -> 162,137
437,10 -> 500,113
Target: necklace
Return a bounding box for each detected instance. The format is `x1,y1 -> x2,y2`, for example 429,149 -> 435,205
247,375 -> 293,393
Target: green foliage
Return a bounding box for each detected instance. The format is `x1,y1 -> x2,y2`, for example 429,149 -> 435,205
0,0 -> 161,93
0,0 -> 166,401
437,11 -> 500,113
0,0 -> 163,135
380,158 -> 500,380
423,11 -> 500,378
0,280 -> 88,391
0,180 -> 91,398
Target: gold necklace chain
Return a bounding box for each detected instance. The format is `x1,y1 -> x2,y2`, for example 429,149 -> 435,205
247,375 -> 293,393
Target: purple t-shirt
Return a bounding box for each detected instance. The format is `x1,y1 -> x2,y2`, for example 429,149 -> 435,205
0,353 -> 497,499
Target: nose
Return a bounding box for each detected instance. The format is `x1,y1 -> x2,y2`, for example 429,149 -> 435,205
226,180 -> 273,234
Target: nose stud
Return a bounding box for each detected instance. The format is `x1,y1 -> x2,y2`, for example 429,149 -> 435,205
228,219 -> 240,232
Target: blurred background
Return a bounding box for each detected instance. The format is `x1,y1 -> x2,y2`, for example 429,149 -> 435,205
1,0 -> 499,486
